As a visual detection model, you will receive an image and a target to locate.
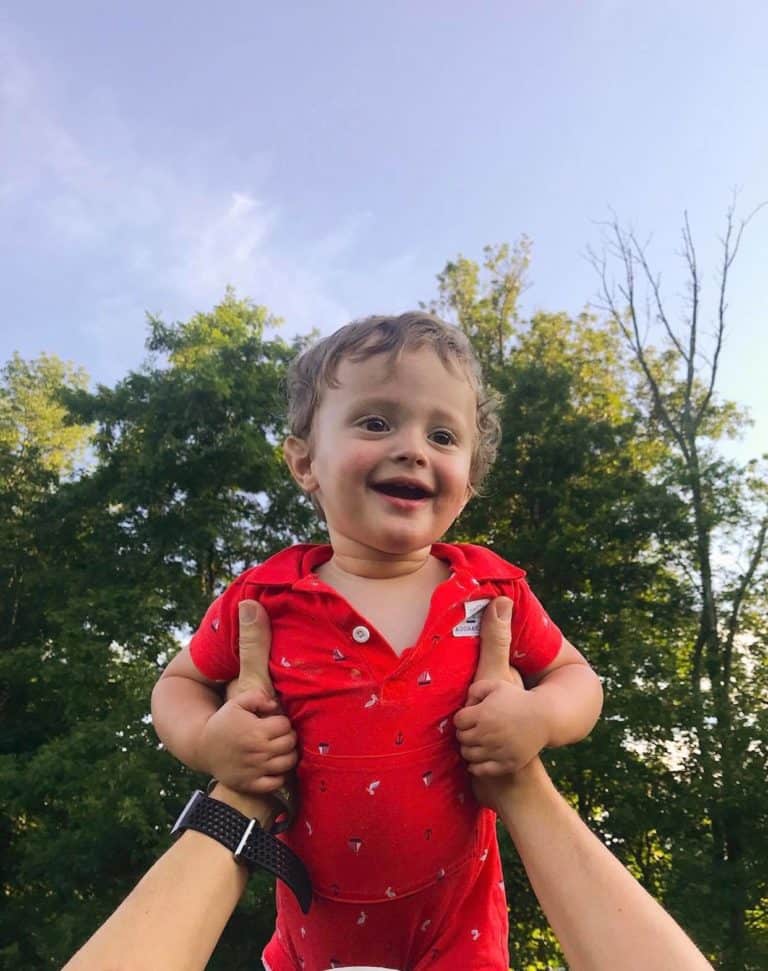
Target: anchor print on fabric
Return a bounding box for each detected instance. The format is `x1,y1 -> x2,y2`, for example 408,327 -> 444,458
366,780 -> 381,796
385,886 -> 397,898
471,929 -> 481,941
357,911 -> 367,926
364,693 -> 378,708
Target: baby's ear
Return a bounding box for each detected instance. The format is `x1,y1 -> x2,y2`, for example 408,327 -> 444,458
283,436 -> 318,492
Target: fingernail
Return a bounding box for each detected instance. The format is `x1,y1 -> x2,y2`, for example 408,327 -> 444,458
239,601 -> 259,623
496,598 -> 512,621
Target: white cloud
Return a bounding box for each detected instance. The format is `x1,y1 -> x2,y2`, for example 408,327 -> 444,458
0,39 -> 360,368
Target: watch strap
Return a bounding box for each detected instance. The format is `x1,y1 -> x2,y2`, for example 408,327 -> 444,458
172,790 -> 312,913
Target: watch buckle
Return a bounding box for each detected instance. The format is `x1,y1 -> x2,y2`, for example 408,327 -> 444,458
170,789 -> 204,837
233,818 -> 258,862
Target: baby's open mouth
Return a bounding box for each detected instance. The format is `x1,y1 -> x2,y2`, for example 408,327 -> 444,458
372,482 -> 433,500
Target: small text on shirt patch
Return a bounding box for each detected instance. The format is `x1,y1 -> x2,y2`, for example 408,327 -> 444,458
452,598 -> 490,637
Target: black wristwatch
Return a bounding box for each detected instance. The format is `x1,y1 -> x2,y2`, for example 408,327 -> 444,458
171,790 -> 312,913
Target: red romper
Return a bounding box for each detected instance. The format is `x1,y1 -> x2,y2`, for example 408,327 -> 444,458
190,543 -> 562,971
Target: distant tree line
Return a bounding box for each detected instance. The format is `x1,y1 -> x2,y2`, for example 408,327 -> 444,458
1,216 -> 766,969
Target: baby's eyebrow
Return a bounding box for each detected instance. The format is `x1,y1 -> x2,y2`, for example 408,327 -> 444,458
349,395 -> 400,413
349,396 -> 467,428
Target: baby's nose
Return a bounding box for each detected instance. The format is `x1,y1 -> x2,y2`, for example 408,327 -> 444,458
391,429 -> 427,464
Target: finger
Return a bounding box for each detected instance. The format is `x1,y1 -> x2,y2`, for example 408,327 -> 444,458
473,597 -> 514,684
232,687 -> 280,716
240,774 -> 289,795
467,761 -> 508,778
259,752 -> 299,774
453,706 -> 479,732
249,715 -> 296,755
462,680 -> 496,708
237,600 -> 275,697
460,745 -> 490,764
250,715 -> 295,742
456,728 -> 482,746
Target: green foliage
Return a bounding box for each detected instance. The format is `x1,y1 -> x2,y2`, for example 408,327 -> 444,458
427,239 -> 531,371
0,352 -> 91,478
0,293 -> 321,966
2,245 -> 765,968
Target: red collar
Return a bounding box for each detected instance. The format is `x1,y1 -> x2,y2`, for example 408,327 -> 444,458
241,543 -> 525,588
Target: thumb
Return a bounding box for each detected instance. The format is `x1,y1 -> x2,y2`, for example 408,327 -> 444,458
473,597 -> 514,683
231,686 -> 279,717
237,600 -> 275,698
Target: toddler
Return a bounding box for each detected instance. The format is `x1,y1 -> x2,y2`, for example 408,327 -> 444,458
152,311 -> 603,971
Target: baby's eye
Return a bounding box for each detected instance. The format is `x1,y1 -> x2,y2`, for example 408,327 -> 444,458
359,416 -> 390,433
430,429 -> 457,446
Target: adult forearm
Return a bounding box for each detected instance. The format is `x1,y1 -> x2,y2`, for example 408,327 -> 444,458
63,786 -> 271,971
151,675 -> 221,772
496,760 -> 712,971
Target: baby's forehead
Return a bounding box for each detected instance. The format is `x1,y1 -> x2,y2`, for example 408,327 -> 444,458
326,343 -> 472,389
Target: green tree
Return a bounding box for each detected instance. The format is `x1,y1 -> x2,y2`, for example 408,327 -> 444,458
593,206 -> 768,968
0,352 -> 91,478
433,249 -> 708,968
428,239 -> 531,371
0,293 -> 320,968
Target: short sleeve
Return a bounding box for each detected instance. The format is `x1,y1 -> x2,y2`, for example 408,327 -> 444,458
188,583 -> 244,681
506,580 -> 563,677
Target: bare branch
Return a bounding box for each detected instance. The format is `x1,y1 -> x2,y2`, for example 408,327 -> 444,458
722,511 -> 768,691
628,229 -> 688,363
595,220 -> 692,462
695,199 -> 767,426
680,212 -> 700,428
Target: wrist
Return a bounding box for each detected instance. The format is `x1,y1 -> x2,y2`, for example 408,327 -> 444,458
494,758 -> 553,817
209,783 -> 275,828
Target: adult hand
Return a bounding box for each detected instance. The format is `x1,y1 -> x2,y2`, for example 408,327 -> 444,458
454,597 -> 544,807
197,601 -> 297,795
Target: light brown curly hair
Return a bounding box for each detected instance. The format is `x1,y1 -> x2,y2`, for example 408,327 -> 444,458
286,310 -> 501,497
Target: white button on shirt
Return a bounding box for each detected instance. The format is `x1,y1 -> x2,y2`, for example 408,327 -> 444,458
352,625 -> 371,643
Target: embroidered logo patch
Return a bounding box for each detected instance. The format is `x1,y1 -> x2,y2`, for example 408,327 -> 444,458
452,598 -> 490,637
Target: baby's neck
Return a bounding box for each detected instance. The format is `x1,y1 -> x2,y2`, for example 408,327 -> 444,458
316,551 -> 450,655
323,547 -> 436,581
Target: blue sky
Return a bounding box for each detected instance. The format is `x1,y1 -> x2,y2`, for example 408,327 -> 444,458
2,1 -> 766,461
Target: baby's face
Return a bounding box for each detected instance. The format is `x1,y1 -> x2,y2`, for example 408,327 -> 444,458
299,346 -> 476,561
